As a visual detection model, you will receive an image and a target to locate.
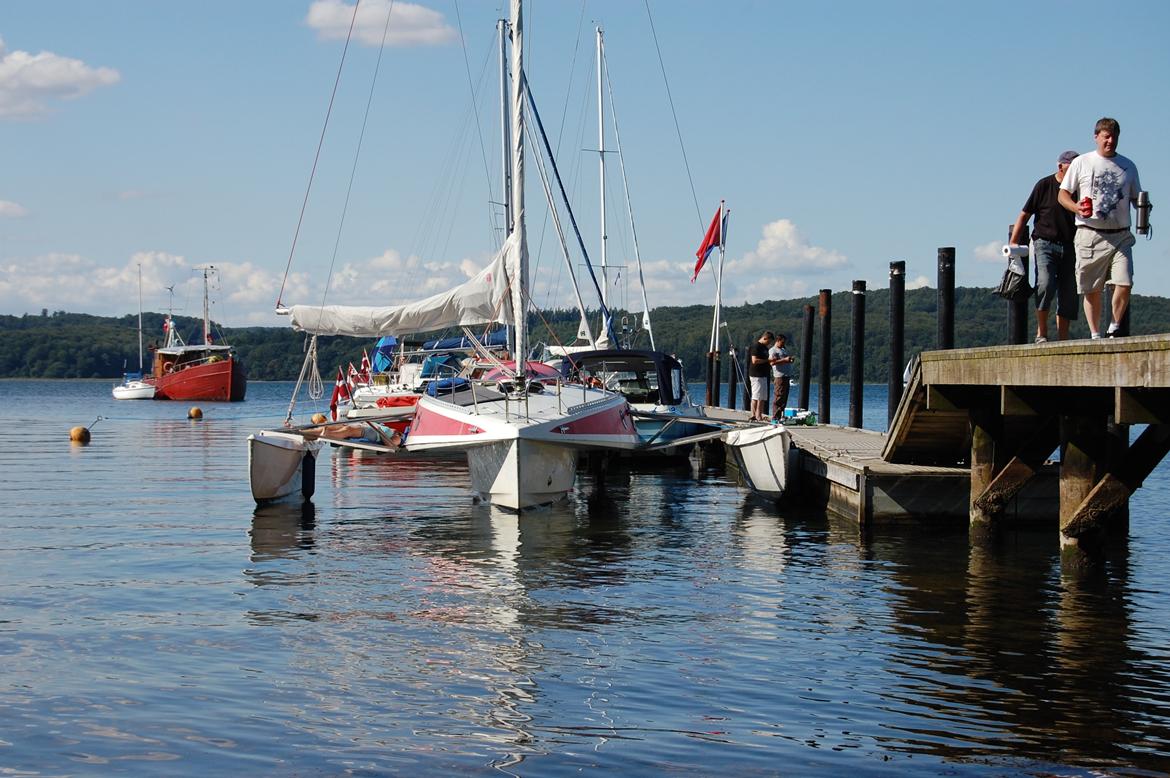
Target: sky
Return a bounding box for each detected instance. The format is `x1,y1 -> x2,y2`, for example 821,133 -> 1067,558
2,0 -> 1169,329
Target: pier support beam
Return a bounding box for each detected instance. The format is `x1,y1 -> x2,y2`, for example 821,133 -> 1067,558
968,407 -> 1002,537
1059,414 -> 1108,568
818,289 -> 832,424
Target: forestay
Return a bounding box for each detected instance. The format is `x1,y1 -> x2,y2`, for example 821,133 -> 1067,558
286,234 -> 517,337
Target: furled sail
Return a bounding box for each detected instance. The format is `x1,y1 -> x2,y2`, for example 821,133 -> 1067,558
287,234 -> 516,337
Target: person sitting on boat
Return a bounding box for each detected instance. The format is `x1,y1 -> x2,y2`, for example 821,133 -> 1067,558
302,420 -> 401,448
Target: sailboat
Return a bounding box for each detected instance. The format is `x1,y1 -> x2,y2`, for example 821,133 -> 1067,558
151,267 -> 247,402
112,263 -> 156,400
261,0 -> 639,510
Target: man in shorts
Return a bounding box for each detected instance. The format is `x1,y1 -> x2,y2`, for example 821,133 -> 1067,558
1058,117 -> 1143,339
1008,150 -> 1079,342
748,331 -> 775,422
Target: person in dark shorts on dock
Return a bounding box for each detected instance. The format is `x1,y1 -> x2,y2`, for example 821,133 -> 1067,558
768,333 -> 794,420
1009,149 -> 1079,342
748,331 -> 775,422
1058,117 -> 1143,339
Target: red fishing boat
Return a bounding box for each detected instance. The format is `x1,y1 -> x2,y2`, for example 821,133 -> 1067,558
150,267 -> 247,402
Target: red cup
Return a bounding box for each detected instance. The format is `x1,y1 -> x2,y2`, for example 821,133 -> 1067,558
1080,196 -> 1093,217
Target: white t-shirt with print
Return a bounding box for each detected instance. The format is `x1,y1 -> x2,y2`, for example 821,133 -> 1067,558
1060,150 -> 1141,230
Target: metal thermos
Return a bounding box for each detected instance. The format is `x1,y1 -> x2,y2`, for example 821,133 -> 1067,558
1136,191 -> 1152,235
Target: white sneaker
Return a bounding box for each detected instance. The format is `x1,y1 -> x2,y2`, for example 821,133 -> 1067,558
1034,336 -> 1048,344
1091,333 -> 1102,340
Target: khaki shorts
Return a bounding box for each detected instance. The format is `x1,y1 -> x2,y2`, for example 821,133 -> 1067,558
1074,228 -> 1135,294
750,376 -> 769,402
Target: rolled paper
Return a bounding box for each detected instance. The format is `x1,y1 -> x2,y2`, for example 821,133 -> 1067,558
1002,244 -> 1029,258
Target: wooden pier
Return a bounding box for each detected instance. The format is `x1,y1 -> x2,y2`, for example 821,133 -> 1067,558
724,335 -> 1170,563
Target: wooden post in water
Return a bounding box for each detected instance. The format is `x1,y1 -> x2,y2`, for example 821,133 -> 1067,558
849,280 -> 865,428
888,261 -> 905,428
937,247 -> 955,349
818,289 -> 832,423
704,352 -> 715,407
969,407 -> 1002,538
1007,225 -> 1029,345
1060,413 -> 1109,569
741,340 -> 752,410
799,304 -> 814,411
726,346 -> 739,410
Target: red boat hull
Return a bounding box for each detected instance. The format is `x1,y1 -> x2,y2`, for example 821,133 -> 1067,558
153,357 -> 247,402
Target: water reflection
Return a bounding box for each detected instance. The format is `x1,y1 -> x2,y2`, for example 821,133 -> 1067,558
869,525 -> 1170,771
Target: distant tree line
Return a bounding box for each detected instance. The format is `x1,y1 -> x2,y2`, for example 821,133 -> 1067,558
3,289 -> 1169,382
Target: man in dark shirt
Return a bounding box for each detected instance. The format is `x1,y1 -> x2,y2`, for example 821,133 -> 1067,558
1008,150 -> 1079,342
748,331 -> 775,422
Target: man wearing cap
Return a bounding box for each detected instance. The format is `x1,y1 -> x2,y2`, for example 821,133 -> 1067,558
1058,117 -> 1143,339
1008,150 -> 1079,342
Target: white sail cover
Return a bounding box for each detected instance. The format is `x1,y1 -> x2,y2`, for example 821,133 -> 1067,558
288,235 -> 516,337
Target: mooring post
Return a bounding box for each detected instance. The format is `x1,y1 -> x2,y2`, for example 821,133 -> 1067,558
849,280 -> 865,428
704,352 -> 715,407
713,350 -> 722,408
727,346 -> 739,410
1060,413 -> 1109,569
818,289 -> 832,423
1007,225 -> 1028,345
969,407 -> 1002,538
937,247 -> 955,349
888,261 -> 905,428
799,304 -> 814,411
742,341 -> 752,409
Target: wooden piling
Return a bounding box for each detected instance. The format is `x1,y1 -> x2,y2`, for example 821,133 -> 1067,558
799,304 -> 814,411
849,280 -> 866,428
727,347 -> 739,410
888,261 -> 905,428
1059,413 -> 1108,568
818,289 -> 832,424
937,247 -> 955,350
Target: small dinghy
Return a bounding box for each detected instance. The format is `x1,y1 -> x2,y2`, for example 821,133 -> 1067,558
724,424 -> 792,498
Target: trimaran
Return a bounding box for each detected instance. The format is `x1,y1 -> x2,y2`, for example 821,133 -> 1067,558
249,0 -> 640,511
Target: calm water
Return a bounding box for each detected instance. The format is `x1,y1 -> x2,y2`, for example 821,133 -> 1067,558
1,380 -> 1169,776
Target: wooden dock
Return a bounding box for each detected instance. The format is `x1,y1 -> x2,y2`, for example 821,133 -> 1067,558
722,335 -> 1170,561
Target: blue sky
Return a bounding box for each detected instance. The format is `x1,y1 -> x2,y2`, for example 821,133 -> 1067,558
2,0 -> 1168,327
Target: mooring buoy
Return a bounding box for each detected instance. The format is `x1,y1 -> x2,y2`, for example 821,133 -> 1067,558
188,407 -> 203,420
69,426 -> 91,444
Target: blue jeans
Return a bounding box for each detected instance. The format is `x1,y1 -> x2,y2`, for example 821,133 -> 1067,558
1033,238 -> 1078,319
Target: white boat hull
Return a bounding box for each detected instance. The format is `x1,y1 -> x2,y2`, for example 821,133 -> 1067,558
112,380 -> 156,400
725,425 -> 791,497
407,384 -> 637,510
248,430 -> 323,504
467,438 -> 578,510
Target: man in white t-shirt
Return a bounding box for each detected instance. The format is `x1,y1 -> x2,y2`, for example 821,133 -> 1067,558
1057,117 -> 1142,338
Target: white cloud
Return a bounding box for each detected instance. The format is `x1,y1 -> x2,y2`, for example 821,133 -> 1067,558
0,36 -> 119,119
737,219 -> 847,272
907,275 -> 931,290
973,240 -> 1005,263
306,1 -> 457,47
0,199 -> 28,217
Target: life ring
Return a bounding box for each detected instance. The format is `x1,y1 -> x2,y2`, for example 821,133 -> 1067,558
163,361 -> 175,374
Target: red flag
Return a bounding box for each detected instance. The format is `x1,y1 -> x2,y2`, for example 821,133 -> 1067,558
329,367 -> 352,421
692,204 -> 727,282
360,350 -> 372,382
347,362 -> 361,390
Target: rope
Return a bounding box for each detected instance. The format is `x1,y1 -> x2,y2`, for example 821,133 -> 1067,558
642,0 -> 703,228
318,0 -> 398,313
275,0 -> 362,308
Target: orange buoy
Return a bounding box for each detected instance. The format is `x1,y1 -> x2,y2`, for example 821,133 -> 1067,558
311,413 -> 328,424
188,407 -> 203,420
69,426 -> 91,444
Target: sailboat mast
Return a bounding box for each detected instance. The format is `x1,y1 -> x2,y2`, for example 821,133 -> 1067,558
596,27 -> 608,309
509,0 -> 527,379
136,263 -> 144,372
202,268 -> 211,346
498,18 -> 512,235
